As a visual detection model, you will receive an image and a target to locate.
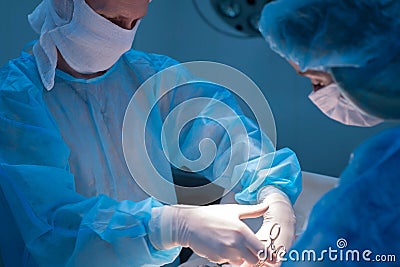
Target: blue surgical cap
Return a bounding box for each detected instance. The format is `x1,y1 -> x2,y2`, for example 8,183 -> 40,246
259,0 -> 400,119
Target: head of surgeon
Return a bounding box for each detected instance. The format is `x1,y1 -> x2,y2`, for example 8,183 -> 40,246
28,0 -> 150,90
259,0 -> 400,125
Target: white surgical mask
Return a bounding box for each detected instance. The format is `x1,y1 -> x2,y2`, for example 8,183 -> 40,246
308,83 -> 384,127
50,0 -> 140,74
29,0 -> 141,90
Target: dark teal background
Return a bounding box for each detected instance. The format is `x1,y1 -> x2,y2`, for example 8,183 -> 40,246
0,0 -> 396,178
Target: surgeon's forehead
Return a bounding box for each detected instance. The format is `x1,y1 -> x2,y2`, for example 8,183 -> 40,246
85,0 -> 149,18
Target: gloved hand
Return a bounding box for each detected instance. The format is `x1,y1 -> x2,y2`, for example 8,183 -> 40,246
242,186 -> 296,267
148,203 -> 269,265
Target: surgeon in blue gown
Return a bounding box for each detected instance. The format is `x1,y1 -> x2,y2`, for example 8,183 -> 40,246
259,0 -> 400,266
0,0 -> 302,266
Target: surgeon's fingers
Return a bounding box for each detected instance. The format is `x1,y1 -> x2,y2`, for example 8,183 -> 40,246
229,257 -> 245,266
205,254 -> 225,265
240,261 -> 257,267
239,224 -> 266,262
240,260 -> 270,267
238,203 -> 269,219
220,247 -> 254,266
236,247 -> 261,265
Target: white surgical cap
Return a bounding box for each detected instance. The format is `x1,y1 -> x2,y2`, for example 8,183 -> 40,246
28,0 -> 74,90
259,0 -> 400,120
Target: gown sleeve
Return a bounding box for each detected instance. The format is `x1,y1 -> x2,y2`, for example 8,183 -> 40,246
0,58 -> 180,267
154,56 -> 302,205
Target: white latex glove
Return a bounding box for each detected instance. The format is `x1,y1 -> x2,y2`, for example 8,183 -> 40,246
241,186 -> 296,267
149,203 -> 269,265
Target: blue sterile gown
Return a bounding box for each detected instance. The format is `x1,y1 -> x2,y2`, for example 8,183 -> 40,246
284,127 -> 400,266
0,49 -> 301,267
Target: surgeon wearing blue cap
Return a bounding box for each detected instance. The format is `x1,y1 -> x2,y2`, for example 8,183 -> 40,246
259,0 -> 400,266
0,0 -> 302,266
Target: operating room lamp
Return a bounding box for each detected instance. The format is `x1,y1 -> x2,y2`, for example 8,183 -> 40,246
193,0 -> 273,38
